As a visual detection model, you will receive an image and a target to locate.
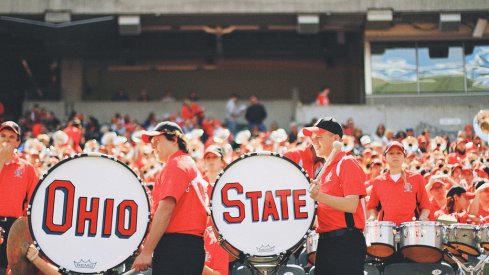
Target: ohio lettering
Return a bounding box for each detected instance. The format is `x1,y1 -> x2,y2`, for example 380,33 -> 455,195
42,180 -> 138,238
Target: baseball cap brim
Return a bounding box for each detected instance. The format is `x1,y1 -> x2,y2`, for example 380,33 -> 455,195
141,131 -> 163,143
302,127 -> 326,137
0,125 -> 19,135
385,143 -> 405,155
464,192 -> 476,199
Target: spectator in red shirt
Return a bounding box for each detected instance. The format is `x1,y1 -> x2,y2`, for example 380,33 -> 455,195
63,118 -> 83,153
315,86 -> 330,106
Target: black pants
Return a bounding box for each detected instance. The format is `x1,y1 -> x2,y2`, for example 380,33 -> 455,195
152,233 -> 205,275
315,229 -> 367,275
0,217 -> 16,269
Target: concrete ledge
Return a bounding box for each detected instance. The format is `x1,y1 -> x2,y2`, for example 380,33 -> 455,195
2,0 -> 488,14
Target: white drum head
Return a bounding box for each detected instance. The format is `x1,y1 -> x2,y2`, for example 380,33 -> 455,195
211,152 -> 315,257
29,154 -> 150,274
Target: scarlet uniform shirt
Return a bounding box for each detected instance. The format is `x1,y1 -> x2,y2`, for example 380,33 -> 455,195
368,170 -> 430,226
0,155 -> 38,217
316,152 -> 367,233
203,226 -> 228,275
284,146 -> 322,180
152,150 -> 207,236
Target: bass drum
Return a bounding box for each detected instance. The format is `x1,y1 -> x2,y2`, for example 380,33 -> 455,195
29,153 -> 150,274
210,152 -> 316,265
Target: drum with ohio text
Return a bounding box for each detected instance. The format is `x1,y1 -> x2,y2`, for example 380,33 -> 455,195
28,153 -> 150,274
210,152 -> 316,264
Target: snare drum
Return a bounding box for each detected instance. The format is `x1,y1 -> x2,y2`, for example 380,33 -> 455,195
399,221 -> 444,263
210,152 -> 316,265
29,153 -> 150,274
364,221 -> 397,258
478,224 -> 489,250
306,231 -> 318,264
445,223 -> 480,256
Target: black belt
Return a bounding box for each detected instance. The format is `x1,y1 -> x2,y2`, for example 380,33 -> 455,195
0,216 -> 16,223
319,228 -> 361,239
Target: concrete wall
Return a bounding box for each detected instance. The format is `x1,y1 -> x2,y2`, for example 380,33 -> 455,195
24,100 -> 489,138
1,0 -> 488,14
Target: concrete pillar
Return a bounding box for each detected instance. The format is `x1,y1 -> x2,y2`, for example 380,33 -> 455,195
61,58 -> 83,102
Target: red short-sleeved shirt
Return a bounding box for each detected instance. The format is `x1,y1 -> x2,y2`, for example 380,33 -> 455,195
284,146 -> 323,180
203,227 -> 228,275
0,155 -> 38,217
316,152 -> 367,233
367,171 -> 431,226
152,150 -> 207,236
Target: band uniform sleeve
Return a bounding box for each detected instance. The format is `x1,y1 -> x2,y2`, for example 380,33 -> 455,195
415,174 -> 431,210
367,179 -> 380,211
338,159 -> 367,197
156,163 -> 191,203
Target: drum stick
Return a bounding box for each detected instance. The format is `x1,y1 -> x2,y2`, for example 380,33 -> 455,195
309,141 -> 342,192
121,269 -> 136,275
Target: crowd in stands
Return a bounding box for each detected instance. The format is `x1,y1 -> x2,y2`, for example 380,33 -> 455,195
3,97 -> 489,226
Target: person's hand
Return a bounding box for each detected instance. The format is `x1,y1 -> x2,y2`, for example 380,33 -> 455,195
132,251 -> 152,272
367,216 -> 376,222
418,215 -> 430,221
26,244 -> 39,262
0,142 -> 14,162
309,179 -> 320,201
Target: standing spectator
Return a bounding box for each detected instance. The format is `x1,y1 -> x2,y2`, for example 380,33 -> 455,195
111,90 -> 130,101
245,95 -> 267,132
224,94 -> 245,135
315,86 -> 330,106
137,89 -> 152,102
0,121 -> 39,273
63,118 -> 83,153
342,118 -> 355,136
181,98 -> 205,126
161,90 -> 176,103
372,123 -> 388,146
288,122 -> 300,144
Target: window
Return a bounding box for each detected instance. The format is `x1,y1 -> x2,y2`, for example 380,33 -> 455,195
371,43 -> 417,94
370,41 -> 489,94
465,44 -> 489,92
418,43 -> 464,93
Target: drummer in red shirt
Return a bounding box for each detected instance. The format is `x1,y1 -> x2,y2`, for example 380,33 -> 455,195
0,121 -> 38,272
304,117 -> 367,275
367,141 -> 431,226
132,121 -> 207,274
284,144 -> 324,180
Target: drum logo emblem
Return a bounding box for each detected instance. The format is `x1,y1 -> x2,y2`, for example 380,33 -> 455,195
256,244 -> 275,252
14,168 -> 23,178
73,259 -> 96,269
403,182 -> 412,192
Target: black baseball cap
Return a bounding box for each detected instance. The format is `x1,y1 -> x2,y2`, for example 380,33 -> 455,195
302,117 -> 343,138
446,186 -> 475,199
141,121 -> 183,143
0,121 -> 21,136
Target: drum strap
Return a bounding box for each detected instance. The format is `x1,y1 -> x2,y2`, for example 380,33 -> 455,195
189,170 -> 211,216
336,155 -> 360,229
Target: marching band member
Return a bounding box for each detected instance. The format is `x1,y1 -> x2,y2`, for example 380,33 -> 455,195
0,121 -> 38,273
303,117 -> 367,275
132,121 -> 207,275
284,144 -> 324,180
367,141 -> 431,225
202,145 -> 228,275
